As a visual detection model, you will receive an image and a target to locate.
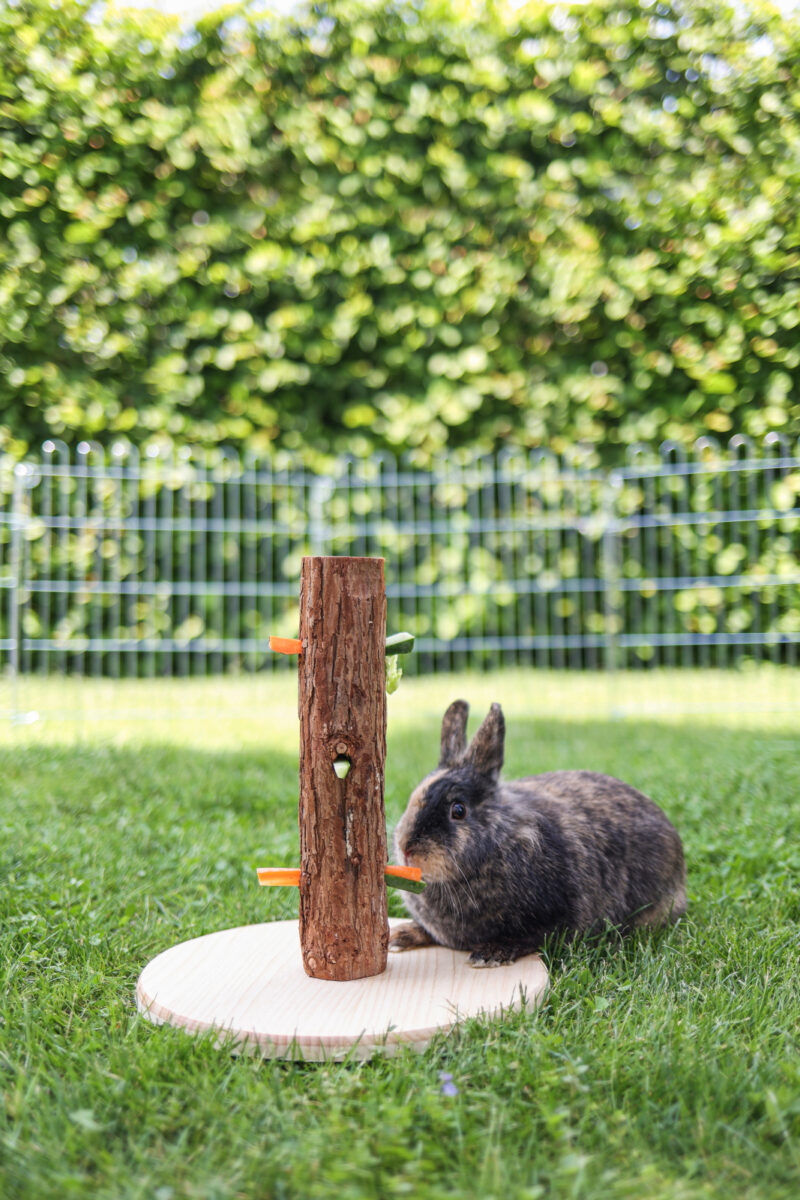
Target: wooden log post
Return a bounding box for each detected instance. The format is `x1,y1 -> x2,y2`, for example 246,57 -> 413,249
298,556 -> 389,981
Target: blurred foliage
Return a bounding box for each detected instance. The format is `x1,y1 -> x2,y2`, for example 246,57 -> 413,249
1,0 -> 800,464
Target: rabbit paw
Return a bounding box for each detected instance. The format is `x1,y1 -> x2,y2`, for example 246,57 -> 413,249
388,922 -> 436,953
467,945 -> 518,968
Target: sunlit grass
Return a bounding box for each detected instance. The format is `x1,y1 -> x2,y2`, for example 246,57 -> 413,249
1,670 -> 799,1198
2,664 -> 798,748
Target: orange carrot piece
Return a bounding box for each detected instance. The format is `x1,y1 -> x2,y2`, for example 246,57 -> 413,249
257,865 -> 421,889
384,865 -> 423,882
257,868 -> 301,887
269,636 -> 302,655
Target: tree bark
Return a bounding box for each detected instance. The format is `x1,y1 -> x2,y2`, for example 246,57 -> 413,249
297,556 -> 389,981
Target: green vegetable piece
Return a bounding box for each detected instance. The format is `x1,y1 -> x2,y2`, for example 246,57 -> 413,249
385,632 -> 415,656
385,873 -> 426,894
333,755 -> 351,780
385,655 -> 403,695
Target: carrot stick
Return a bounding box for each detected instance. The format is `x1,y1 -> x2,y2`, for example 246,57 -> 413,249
257,868 -> 301,886
269,636 -> 302,655
256,865 -> 424,892
384,865 -> 422,882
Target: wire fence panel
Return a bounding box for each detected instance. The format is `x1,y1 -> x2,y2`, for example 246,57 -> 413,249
0,437 -> 798,722
613,435 -> 800,674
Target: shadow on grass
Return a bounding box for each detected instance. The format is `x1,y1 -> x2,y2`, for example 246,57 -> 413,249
3,711 -> 797,897
2,713 -> 796,1002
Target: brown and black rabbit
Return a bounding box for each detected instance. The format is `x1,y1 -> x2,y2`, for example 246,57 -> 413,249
390,700 -> 686,966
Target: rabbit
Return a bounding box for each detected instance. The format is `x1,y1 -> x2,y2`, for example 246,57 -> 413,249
390,700 -> 686,966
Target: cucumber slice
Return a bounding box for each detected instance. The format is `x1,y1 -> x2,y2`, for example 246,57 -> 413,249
385,871 -> 426,894
385,632 -> 415,655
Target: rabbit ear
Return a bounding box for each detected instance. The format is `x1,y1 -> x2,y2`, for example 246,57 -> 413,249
439,699 -> 470,766
464,703 -> 505,779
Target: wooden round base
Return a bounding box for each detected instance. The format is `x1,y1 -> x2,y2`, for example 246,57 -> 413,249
136,918 -> 549,1060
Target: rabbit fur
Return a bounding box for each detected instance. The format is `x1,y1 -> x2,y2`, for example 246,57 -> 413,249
390,700 -> 686,966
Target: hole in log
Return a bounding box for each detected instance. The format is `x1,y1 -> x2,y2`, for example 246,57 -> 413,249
332,755 -> 352,780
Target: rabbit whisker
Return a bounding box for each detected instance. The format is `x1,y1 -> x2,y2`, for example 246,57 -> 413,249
446,848 -> 479,911
442,880 -> 463,927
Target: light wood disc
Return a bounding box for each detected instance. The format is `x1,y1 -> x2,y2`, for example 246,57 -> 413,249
136,918 -> 549,1060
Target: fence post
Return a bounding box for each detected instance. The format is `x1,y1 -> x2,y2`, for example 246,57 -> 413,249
602,471 -> 623,714
8,463 -> 39,727
9,465 -> 25,724
8,465 -> 26,722
309,474 -> 334,557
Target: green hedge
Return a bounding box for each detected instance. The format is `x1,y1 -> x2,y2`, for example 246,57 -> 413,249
1,0 -> 799,463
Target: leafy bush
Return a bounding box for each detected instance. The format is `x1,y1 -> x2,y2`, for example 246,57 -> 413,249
1,0 -> 799,463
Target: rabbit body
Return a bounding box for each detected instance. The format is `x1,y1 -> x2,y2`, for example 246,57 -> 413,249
391,701 -> 686,966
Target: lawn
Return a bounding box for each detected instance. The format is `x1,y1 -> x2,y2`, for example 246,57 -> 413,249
1,672 -> 799,1199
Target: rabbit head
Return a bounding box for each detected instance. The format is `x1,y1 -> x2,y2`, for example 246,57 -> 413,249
393,700 -> 508,883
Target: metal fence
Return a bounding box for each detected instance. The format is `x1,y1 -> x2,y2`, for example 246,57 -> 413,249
1,435 -> 798,722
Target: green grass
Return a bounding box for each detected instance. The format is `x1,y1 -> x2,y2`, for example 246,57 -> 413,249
1,673 -> 799,1199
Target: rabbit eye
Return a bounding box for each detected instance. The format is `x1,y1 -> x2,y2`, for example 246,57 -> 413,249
450,802 -> 466,821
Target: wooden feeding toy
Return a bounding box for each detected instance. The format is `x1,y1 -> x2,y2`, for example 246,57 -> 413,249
136,556 -> 548,1058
